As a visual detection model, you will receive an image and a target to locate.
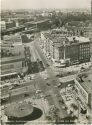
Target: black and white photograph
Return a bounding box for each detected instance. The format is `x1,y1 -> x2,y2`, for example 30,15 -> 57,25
0,0 -> 92,124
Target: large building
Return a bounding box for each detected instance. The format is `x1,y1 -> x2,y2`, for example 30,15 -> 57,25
74,67 -> 92,118
5,20 -> 16,29
41,30 -> 91,66
3,34 -> 22,45
0,35 -> 28,79
65,37 -> 90,65
0,21 -> 6,31
65,21 -> 92,39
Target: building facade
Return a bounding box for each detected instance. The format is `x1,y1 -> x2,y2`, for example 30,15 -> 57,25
0,21 -> 6,31
41,31 -> 91,66
0,37 -> 28,78
74,68 -> 92,117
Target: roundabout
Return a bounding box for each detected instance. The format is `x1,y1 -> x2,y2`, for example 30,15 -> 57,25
5,101 -> 43,121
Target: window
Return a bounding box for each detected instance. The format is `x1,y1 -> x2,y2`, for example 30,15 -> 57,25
1,64 -> 14,70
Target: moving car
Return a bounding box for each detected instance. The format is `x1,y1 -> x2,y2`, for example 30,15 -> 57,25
9,84 -> 20,90
31,74 -> 35,79
57,82 -> 62,88
36,89 -> 42,94
46,83 -> 51,86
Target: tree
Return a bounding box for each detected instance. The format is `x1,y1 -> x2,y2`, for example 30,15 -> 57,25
71,103 -> 78,111
45,115 -> 52,121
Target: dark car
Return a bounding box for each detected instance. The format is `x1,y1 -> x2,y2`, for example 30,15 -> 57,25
1,98 -> 8,104
13,84 -> 20,87
24,93 -> 29,97
57,82 -> 62,88
46,83 -> 51,86
9,84 -> 20,90
56,74 -> 63,77
46,64 -> 49,67
45,94 -> 51,98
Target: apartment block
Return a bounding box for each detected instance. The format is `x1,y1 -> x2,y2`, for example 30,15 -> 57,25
41,30 -> 91,66
74,67 -> 92,117
0,37 -> 28,78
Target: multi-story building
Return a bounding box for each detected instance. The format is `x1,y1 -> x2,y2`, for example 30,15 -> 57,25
0,35 -> 28,79
3,34 -> 22,45
74,67 -> 92,118
0,21 -> 6,31
0,55 -> 27,78
66,21 -> 92,39
66,37 -> 90,65
83,23 -> 92,39
41,30 -> 91,66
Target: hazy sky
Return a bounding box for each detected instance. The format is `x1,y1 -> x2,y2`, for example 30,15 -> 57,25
1,0 -> 91,10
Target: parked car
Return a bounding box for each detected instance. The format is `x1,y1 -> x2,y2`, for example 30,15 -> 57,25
9,84 -> 20,90
45,94 -> 51,98
24,93 -> 29,97
1,97 -> 8,104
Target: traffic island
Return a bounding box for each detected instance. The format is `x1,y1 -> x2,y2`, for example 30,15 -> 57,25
5,102 -> 43,122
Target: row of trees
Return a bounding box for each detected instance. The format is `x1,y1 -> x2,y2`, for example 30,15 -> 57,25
50,12 -> 92,28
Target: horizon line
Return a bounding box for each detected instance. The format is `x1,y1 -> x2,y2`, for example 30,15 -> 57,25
1,7 -> 90,11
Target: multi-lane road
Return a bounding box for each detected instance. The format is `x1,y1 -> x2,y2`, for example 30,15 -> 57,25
1,38 -> 68,119
33,39 -> 68,118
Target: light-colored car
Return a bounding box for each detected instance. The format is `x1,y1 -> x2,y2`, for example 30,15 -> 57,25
66,97 -> 71,101
36,89 -> 42,94
31,74 -> 35,79
44,76 -> 48,80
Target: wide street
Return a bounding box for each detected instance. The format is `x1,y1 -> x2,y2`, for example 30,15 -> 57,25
32,38 -> 68,118
1,37 -> 68,119
25,40 -> 68,119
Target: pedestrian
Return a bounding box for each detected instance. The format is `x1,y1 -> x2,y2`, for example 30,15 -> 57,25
26,86 -> 28,91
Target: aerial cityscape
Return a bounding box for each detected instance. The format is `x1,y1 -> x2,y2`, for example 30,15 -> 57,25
0,0 -> 92,124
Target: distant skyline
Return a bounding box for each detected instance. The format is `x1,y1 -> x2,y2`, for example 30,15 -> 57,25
1,0 -> 91,10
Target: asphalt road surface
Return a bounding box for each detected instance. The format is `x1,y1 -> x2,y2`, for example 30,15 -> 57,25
32,39 -> 68,118
1,38 -> 68,119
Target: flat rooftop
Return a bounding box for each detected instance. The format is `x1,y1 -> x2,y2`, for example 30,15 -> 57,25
42,30 -> 90,47
59,75 -> 76,83
77,67 -> 92,94
67,36 -> 90,43
1,55 -> 25,64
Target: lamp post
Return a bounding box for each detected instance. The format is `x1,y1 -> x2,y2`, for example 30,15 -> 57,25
8,91 -> 11,104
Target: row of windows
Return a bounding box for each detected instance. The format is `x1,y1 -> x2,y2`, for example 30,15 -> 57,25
79,57 -> 90,60
80,44 -> 89,48
80,52 -> 90,55
22,61 -> 27,67
75,84 -> 87,101
1,64 -> 14,70
80,53 -> 90,56
80,51 -> 90,54
80,45 -> 90,48
80,48 -> 89,51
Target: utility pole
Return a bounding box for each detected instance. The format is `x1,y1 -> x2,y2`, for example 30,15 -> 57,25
8,91 -> 11,104
63,41 -> 66,60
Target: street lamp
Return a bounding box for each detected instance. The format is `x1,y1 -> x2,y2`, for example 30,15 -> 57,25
8,91 -> 12,104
